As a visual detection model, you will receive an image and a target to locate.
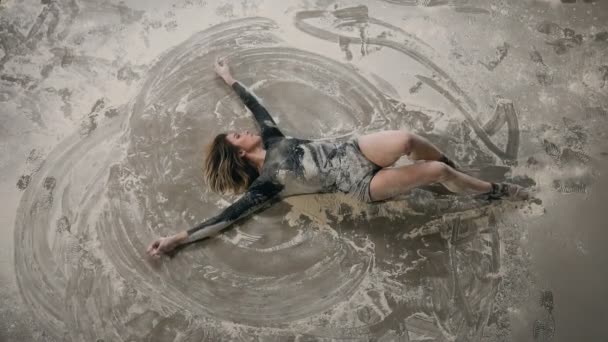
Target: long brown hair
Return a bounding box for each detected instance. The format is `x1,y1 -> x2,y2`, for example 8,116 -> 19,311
203,133 -> 259,194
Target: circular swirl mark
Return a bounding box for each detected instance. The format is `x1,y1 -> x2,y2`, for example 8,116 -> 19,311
14,17 -> 505,340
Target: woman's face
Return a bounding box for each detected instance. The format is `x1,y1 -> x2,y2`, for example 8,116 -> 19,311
226,130 -> 262,156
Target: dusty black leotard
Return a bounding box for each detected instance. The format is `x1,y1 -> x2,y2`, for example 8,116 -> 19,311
186,82 -> 381,243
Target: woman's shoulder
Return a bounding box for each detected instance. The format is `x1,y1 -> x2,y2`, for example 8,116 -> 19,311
265,136 -> 311,149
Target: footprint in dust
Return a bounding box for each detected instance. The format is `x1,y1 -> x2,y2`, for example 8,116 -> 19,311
16,174 -> 31,190
553,178 -> 589,194
530,46 -> 553,86
535,20 -> 583,55
542,139 -> 561,161
533,319 -> 555,341
532,290 -> 556,341
43,176 -> 56,191
585,106 -> 607,120
480,42 -> 509,71
542,139 -> 591,167
409,80 -> 423,94
539,290 -> 554,313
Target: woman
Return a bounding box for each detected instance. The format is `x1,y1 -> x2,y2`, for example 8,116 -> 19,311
146,58 -> 528,257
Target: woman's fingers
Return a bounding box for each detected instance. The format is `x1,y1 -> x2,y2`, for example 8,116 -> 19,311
214,56 -> 229,73
146,239 -> 161,256
146,240 -> 155,253
147,236 -> 181,258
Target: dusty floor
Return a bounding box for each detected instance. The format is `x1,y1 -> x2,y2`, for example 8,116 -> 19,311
1,0 -> 607,341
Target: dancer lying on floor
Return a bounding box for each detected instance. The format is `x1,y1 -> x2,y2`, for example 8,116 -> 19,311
146,58 -> 529,257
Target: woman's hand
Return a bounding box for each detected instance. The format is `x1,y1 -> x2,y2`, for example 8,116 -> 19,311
146,232 -> 187,257
214,57 -> 235,85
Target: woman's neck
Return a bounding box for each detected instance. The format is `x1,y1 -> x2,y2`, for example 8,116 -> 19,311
247,147 -> 266,173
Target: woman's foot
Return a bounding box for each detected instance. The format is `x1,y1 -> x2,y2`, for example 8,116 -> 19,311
485,182 -> 531,201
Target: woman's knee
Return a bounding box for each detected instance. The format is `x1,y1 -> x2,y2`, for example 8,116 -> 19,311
397,130 -> 415,155
425,161 -> 451,182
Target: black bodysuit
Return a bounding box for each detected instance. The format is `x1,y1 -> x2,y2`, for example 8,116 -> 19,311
186,82 -> 381,243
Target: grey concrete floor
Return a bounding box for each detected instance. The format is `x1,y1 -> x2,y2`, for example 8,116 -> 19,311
0,0 -> 607,341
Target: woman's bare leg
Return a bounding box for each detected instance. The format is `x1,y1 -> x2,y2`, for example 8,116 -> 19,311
368,161 -> 492,201
358,130 -> 529,202
357,130 -> 452,167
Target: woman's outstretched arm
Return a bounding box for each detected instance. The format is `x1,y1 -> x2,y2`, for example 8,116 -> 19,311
214,58 -> 284,142
146,179 -> 283,257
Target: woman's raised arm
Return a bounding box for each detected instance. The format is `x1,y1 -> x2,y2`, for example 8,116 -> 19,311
214,58 -> 285,143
